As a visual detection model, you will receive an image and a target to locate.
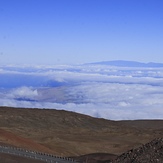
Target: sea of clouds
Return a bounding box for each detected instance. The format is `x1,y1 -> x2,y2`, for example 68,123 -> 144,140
0,64 -> 163,120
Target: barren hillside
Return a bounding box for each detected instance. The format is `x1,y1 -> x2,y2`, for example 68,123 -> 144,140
0,107 -> 163,159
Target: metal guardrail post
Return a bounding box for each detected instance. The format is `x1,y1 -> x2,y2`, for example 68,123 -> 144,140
0,145 -> 77,163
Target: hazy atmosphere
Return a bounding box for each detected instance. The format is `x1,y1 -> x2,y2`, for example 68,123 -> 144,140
0,0 -> 163,120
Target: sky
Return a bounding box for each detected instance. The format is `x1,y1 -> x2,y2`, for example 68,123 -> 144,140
0,0 -> 163,65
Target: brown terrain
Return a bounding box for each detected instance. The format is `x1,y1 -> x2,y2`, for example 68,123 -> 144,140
113,138 -> 163,163
0,106 -> 163,163
0,153 -> 45,163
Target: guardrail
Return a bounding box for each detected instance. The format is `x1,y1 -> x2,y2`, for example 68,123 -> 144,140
0,145 -> 76,163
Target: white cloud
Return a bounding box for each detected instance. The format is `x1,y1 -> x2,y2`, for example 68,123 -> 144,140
7,87 -> 38,100
0,64 -> 163,120
0,99 -> 163,120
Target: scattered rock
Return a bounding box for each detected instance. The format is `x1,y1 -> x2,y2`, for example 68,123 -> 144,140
112,138 -> 163,163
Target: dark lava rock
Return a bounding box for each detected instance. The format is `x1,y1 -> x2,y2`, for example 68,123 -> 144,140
112,138 -> 163,163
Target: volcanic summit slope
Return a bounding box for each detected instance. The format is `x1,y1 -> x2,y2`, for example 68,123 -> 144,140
0,106 -> 163,162
113,138 -> 163,163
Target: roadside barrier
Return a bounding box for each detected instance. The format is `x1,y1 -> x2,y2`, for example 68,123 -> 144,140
0,145 -> 76,163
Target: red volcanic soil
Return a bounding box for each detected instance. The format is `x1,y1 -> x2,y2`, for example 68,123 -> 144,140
0,128 -> 53,153
0,106 -> 163,162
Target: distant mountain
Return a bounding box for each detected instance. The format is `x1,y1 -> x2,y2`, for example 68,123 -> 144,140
89,60 -> 163,67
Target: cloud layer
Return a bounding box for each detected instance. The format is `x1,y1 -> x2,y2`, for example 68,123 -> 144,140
0,64 -> 163,120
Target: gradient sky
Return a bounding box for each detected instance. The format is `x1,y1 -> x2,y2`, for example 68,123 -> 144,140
0,0 -> 163,65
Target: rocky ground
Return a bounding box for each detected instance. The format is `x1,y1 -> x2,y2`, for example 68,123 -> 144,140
112,138 -> 163,163
0,106 -> 163,163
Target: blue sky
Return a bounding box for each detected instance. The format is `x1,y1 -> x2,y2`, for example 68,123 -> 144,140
0,0 -> 163,65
